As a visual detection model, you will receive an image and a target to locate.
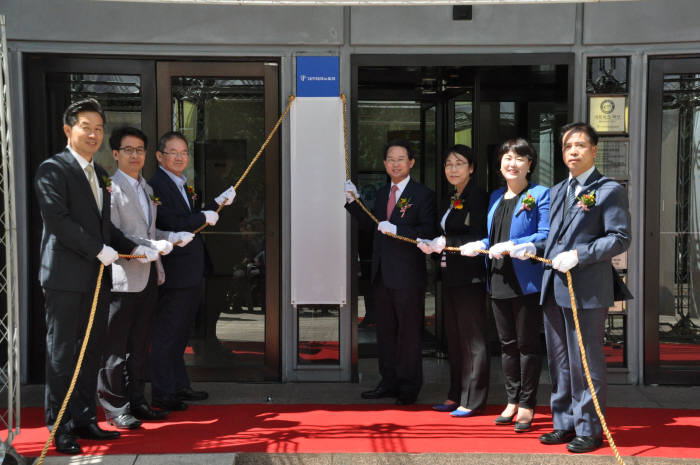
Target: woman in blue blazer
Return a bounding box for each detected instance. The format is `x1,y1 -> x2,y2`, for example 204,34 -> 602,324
461,138 -> 550,432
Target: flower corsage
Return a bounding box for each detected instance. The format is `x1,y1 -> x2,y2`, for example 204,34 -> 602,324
149,194 -> 162,206
517,190 -> 536,215
102,176 -> 113,193
577,190 -> 596,211
186,184 -> 198,202
397,197 -> 413,218
450,191 -> 463,210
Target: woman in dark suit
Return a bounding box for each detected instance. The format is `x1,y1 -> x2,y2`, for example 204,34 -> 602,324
417,144 -> 489,417
461,138 -> 550,432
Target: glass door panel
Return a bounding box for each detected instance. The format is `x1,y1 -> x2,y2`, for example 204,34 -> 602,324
157,62 -> 279,381
646,59 -> 700,384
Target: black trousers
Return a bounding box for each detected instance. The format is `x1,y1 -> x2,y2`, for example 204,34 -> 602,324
443,284 -> 489,410
491,292 -> 542,410
98,264 -> 158,419
373,275 -> 425,399
44,280 -> 110,433
151,283 -> 202,400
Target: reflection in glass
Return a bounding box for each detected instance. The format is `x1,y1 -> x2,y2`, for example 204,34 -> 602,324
171,76 -> 267,379
297,306 -> 340,366
658,73 -> 700,366
49,72 -> 142,173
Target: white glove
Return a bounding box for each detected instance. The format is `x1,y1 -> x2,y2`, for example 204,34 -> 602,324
133,245 -> 159,264
97,245 -> 119,266
459,240 -> 485,257
431,236 -> 446,254
378,221 -> 397,235
510,242 -> 536,261
215,186 -> 236,206
417,238 -> 432,254
169,231 -> 194,247
344,180 -> 359,203
203,210 -> 219,226
552,249 -> 579,273
489,241 -> 514,260
149,239 -> 173,256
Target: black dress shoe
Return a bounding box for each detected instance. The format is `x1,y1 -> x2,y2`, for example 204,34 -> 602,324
395,396 -> 416,406
107,414 -> 142,430
539,429 -> 576,445
152,396 -> 189,411
360,387 -> 398,399
175,387 -> 209,401
132,402 -> 170,420
567,435 -> 603,453
73,423 -> 121,440
55,433 -> 81,455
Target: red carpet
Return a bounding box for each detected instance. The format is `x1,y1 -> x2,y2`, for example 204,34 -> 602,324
8,404 -> 700,458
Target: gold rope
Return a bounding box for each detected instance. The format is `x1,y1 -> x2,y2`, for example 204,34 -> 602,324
340,93 -> 625,465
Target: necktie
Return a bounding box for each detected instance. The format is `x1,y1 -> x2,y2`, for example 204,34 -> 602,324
565,178 -> 578,217
85,164 -> 100,209
386,185 -> 399,220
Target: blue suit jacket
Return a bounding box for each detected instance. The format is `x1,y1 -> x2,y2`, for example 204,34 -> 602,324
535,169 -> 631,309
483,183 -> 550,296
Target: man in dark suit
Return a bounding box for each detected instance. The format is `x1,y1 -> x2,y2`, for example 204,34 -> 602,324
344,139 -> 436,405
512,122 -> 631,453
34,99 -> 142,454
149,131 -> 235,411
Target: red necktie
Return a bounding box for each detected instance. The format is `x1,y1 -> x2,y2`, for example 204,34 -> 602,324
386,185 -> 398,220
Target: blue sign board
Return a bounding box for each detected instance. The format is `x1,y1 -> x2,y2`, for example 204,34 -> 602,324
296,56 -> 339,97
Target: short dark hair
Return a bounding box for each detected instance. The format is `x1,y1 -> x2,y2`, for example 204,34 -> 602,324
496,138 -> 538,175
109,126 -> 148,151
383,139 -> 414,160
560,122 -> 599,146
62,98 -> 106,127
444,144 -> 476,170
157,131 -> 188,153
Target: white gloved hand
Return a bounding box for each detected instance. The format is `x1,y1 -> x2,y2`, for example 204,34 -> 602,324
203,210 -> 219,226
169,231 -> 195,247
149,239 -> 173,256
459,240 -> 486,257
552,249 -> 579,273
215,186 -> 236,206
344,180 -> 359,203
431,236 -> 446,254
377,221 -> 397,235
510,242 -> 536,260
417,238 -> 433,254
489,241 -> 514,260
97,245 -> 119,266
133,245 -> 159,264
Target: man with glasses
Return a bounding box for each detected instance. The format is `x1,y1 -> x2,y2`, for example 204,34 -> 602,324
34,99 -> 144,454
344,139 -> 436,405
148,131 -> 235,411
97,127 -> 194,429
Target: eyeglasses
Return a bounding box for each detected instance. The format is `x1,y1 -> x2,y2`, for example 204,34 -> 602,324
162,150 -> 189,159
119,146 -> 146,156
445,161 -> 468,170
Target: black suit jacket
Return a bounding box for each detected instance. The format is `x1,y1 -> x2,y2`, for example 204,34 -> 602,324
440,179 -> 488,287
347,178 -> 436,289
34,149 -> 136,292
149,167 -> 214,289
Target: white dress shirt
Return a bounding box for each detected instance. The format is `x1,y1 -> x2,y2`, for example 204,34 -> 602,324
160,165 -> 191,210
68,145 -> 102,211
390,175 -> 411,206
119,169 -> 151,225
567,164 -> 596,199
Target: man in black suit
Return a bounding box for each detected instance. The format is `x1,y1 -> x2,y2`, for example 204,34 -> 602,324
34,99 -> 143,454
149,131 -> 235,411
345,139 -> 436,405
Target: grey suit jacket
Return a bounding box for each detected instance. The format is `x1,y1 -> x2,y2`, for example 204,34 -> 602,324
109,170 -> 170,292
535,169 -> 631,309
